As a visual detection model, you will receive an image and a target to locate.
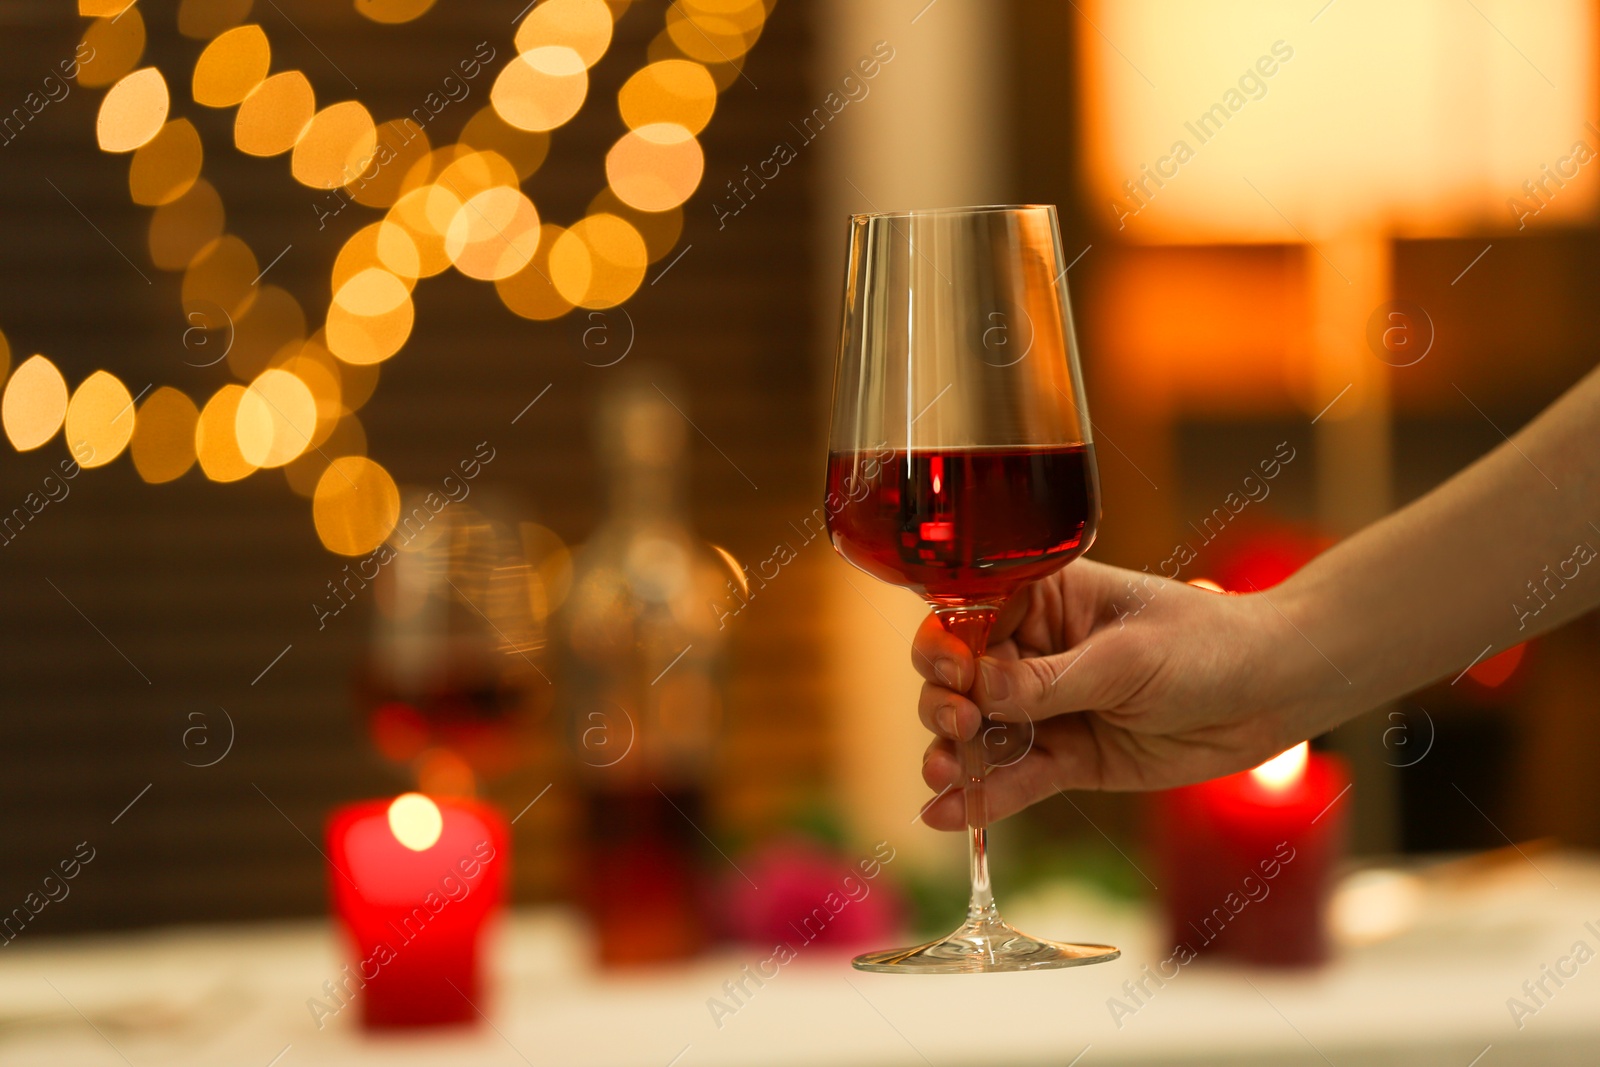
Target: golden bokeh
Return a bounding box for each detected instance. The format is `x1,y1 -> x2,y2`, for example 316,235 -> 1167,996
195,384 -> 258,482
589,187 -> 684,262
348,120 -> 431,208
78,8 -> 146,90
334,221 -> 420,293
226,285 -> 307,379
496,223 -> 575,321
149,178 -> 225,271
2,355 -> 69,453
459,106 -> 550,181
605,122 -> 703,211
355,0 -> 437,24
303,332 -> 379,411
178,0 -> 255,39
646,27 -> 745,91
313,456 -> 400,556
79,0 -> 135,16
192,24 -> 270,108
514,0 -> 614,68
285,408 -> 364,497
64,370 -> 136,469
491,46 -> 588,132
619,59 -> 716,134
292,101 -> 378,190
327,269 -> 415,365
550,212 -> 647,308
129,119 -> 204,206
97,67 -> 171,153
182,235 -> 260,320
234,71 -> 315,157
435,150 -> 520,205
236,368 -> 317,468
665,0 -> 766,64
130,386 -> 199,484
446,186 -> 542,281
277,352 -> 343,446
386,184 -> 460,278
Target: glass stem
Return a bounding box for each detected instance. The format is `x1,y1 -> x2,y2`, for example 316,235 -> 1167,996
935,605 -> 1001,925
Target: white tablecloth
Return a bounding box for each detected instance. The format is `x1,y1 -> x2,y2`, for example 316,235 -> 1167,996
1,854 -> 1597,1066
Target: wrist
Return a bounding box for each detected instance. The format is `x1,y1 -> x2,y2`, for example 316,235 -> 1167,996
1247,573 -> 1359,742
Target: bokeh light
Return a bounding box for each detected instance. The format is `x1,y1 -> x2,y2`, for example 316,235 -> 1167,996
491,46 -> 588,132
236,368 -> 317,468
386,792 -> 443,851
605,123 -> 703,211
182,235 -> 260,320
334,221 -> 420,293
665,0 -> 766,64
285,409 -> 364,497
549,212 -> 647,308
64,371 -> 136,469
347,120 -> 431,208
234,71 -> 315,157
97,67 -> 171,153
446,186 -> 542,281
514,0 -> 614,68
588,187 -> 683,262
226,285 -> 307,380
327,268 -> 415,365
2,355 -> 69,452
192,24 -> 270,107
459,106 -> 550,181
178,0 -> 254,39
292,101 -> 378,189
79,0 -> 135,17
195,384 -> 258,482
129,119 -> 204,206
618,59 -> 716,133
386,184 -> 460,278
130,386 -> 200,484
77,8 -> 146,89
496,223 -> 575,321
313,455 -> 400,555
149,179 -> 225,271
355,0 -> 437,24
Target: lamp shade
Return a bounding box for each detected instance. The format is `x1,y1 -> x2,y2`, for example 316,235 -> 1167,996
1078,0 -> 1598,241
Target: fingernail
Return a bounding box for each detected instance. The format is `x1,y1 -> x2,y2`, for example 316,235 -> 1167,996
979,658 -> 1009,701
933,657 -> 960,687
937,704 -> 959,739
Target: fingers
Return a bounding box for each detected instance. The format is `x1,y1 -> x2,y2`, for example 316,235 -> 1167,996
917,682 -> 981,742
918,744 -> 1073,831
911,612 -> 973,691
972,637 -> 1126,724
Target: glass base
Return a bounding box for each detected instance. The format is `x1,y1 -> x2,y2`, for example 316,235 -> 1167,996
852,915 -> 1119,974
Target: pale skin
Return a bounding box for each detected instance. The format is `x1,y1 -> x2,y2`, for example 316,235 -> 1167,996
914,363 -> 1600,831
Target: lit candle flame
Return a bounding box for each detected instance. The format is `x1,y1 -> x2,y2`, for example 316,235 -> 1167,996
387,792 -> 443,851
1249,741 -> 1308,791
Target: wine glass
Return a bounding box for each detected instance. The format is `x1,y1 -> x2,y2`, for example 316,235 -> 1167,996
824,204 -> 1120,973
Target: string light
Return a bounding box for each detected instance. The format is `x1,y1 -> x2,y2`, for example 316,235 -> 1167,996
0,0 -> 773,554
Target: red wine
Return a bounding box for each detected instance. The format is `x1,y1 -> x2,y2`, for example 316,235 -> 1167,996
825,445 -> 1098,604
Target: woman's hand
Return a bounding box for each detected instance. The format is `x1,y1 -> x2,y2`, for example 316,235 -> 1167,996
913,559 -> 1327,830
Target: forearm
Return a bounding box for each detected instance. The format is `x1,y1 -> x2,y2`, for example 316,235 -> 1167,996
1277,363 -> 1600,732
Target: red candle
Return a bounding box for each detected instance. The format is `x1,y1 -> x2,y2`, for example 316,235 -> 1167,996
1154,744 -> 1348,967
325,794 -> 509,1028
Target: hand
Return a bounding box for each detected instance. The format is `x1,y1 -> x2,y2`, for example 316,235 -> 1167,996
913,559 -> 1323,830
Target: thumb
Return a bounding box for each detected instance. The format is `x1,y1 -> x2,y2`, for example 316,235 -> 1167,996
972,637 -> 1129,722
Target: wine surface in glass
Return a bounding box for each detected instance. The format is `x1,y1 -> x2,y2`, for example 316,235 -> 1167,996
825,444 -> 1099,605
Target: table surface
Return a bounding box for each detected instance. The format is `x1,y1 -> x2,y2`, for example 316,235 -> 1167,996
1,854 -> 1597,1067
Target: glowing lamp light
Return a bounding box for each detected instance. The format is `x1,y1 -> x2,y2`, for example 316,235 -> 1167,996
1249,740 -> 1309,792
387,792 -> 444,851
1187,577 -> 1225,593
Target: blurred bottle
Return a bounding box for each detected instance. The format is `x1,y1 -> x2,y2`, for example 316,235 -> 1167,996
560,377 -> 732,966
359,501 -> 559,793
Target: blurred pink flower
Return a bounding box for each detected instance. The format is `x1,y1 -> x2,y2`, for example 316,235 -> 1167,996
721,838 -> 903,951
